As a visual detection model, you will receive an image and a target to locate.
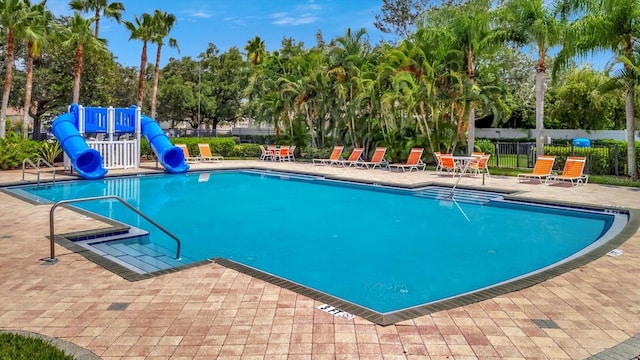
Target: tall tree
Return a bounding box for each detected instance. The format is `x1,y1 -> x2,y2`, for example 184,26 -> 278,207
149,10 -> 178,119
327,28 -> 371,148
124,12 -> 155,109
58,12 -> 107,103
244,36 -> 266,65
200,44 -> 249,131
68,0 -> 124,37
374,0 -> 468,37
499,0 -> 563,157
0,0 -> 28,138
21,0 -> 51,139
557,0 -> 640,178
423,0 -> 497,154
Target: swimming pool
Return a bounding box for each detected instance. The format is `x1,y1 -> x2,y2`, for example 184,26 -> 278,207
7,170 -> 632,325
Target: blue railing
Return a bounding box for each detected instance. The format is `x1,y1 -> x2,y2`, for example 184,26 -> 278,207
114,107 -> 137,133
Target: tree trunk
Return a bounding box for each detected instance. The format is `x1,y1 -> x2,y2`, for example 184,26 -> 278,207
137,41 -> 148,108
467,104 -> 475,154
0,30 -> 15,139
626,87 -> 637,179
535,69 -> 545,158
151,45 -> 162,119
32,114 -> 42,141
466,49 -> 475,155
94,9 -> 101,37
73,44 -> 84,104
23,44 -> 35,139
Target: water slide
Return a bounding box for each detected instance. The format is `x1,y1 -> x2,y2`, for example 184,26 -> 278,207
140,115 -> 189,174
51,113 -> 108,180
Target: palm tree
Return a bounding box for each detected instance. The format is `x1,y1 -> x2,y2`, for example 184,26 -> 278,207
58,12 -> 108,103
557,0 -> 640,178
422,0 -> 497,154
391,28 -> 466,154
0,0 -> 27,138
124,12 -> 155,108
500,0 -> 563,157
328,28 -> 371,148
244,36 -> 266,65
69,0 -> 124,37
150,10 -> 178,119
22,0 -> 51,139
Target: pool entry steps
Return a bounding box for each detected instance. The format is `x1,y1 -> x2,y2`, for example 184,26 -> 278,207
48,195 -> 184,276
71,229 -> 188,274
413,186 -> 505,205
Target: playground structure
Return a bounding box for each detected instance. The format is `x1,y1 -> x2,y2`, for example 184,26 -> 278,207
52,104 -> 189,179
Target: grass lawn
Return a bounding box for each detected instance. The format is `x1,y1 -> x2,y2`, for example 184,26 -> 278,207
0,333 -> 74,360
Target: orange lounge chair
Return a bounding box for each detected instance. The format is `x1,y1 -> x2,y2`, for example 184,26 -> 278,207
198,143 -> 224,162
547,156 -> 589,186
435,153 -> 460,176
176,144 -> 199,163
433,152 -> 442,173
359,147 -> 389,169
312,146 -> 345,165
288,145 -> 296,161
337,147 -> 365,167
275,146 -> 292,162
388,148 -> 426,172
259,145 -> 274,161
468,154 -> 491,177
518,155 -> 555,183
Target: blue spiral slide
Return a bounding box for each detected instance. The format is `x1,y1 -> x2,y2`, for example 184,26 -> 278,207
51,113 -> 108,180
51,111 -> 189,179
140,115 -> 189,174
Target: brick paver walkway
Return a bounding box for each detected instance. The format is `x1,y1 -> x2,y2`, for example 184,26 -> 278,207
1,160 -> 639,359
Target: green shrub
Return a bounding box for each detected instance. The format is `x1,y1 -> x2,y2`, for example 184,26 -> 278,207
300,146 -> 331,160
0,134 -> 40,170
546,147 -> 610,175
230,144 -> 260,158
39,140 -> 62,164
475,139 -> 495,155
209,138 -> 237,156
140,138 -> 153,158
170,137 -> 237,157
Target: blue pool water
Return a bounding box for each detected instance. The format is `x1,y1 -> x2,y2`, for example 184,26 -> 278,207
9,170 -> 622,314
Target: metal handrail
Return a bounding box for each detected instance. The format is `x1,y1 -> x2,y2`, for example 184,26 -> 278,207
48,195 -> 181,262
22,157 -> 56,184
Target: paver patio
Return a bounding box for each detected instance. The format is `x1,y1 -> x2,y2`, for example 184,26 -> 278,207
1,160 -> 639,359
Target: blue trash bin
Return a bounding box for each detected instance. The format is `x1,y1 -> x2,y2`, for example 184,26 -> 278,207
572,138 -> 590,147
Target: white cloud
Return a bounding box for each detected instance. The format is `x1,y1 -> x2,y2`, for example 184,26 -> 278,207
299,3 -> 321,12
224,16 -> 246,27
271,15 -> 318,26
269,1 -> 322,26
187,10 -> 213,19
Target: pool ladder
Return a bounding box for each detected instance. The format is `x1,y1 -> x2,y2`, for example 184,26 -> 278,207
47,195 -> 181,263
22,158 -> 56,185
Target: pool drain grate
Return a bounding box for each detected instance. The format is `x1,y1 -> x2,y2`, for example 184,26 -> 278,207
107,302 -> 130,311
533,319 -> 560,329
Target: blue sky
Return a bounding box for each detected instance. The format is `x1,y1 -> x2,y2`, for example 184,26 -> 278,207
47,0 -> 391,68
46,0 -> 610,70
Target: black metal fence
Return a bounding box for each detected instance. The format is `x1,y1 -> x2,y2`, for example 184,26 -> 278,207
490,141 -> 625,176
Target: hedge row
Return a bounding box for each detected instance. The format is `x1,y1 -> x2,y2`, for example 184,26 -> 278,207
141,137 -> 262,159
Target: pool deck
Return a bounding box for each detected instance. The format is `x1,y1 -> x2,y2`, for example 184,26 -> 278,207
1,160 -> 640,359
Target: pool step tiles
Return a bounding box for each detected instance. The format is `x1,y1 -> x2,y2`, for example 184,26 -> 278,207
74,229 -> 186,274
414,186 -> 504,205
